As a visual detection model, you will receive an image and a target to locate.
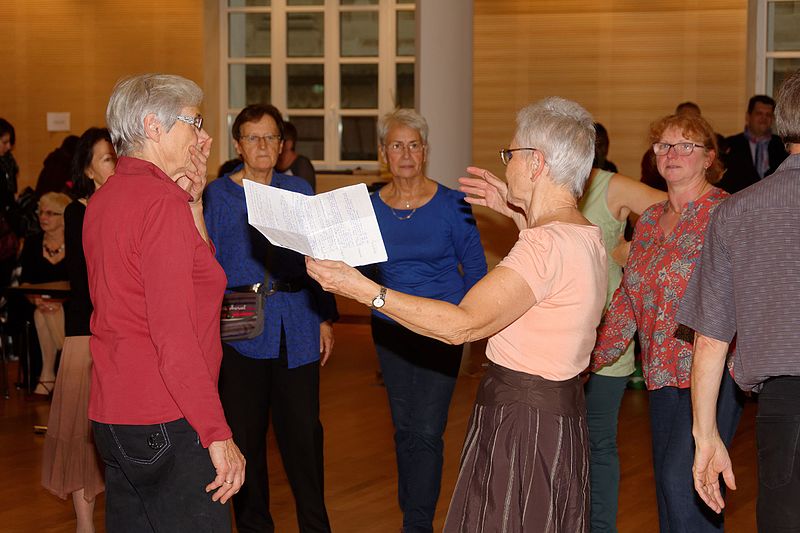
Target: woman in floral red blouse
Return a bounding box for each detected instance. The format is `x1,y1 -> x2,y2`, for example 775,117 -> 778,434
591,113 -> 743,532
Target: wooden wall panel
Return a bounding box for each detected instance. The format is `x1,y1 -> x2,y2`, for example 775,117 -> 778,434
1,0 -> 206,191
472,0 -> 748,181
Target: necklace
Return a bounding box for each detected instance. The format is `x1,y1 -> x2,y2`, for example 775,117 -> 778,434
390,206 -> 416,221
666,182 -> 710,215
43,242 -> 64,257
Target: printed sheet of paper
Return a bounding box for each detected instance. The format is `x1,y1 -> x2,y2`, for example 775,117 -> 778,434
243,180 -> 387,267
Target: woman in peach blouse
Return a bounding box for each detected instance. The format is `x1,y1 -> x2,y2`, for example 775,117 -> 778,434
307,97 -> 607,532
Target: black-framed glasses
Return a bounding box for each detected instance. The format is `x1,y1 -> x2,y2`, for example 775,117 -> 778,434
652,142 -> 706,156
240,134 -> 282,145
175,114 -> 203,130
499,147 -> 537,166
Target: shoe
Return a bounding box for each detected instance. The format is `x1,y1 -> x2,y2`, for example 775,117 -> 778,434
33,380 -> 55,396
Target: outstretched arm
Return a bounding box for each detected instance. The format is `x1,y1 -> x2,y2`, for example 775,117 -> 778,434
458,166 -> 527,230
306,257 -> 534,345
691,333 -> 735,514
606,172 -> 667,222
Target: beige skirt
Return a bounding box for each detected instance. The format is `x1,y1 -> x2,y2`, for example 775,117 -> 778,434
41,335 -> 104,500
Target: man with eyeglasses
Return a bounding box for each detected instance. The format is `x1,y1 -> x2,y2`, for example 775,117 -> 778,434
718,94 -> 788,194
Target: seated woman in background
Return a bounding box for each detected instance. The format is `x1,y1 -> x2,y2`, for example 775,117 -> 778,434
41,127 -> 116,533
307,97 -> 607,532
20,191 -> 71,396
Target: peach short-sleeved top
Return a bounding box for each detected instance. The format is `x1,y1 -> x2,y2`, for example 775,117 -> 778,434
487,222 -> 608,381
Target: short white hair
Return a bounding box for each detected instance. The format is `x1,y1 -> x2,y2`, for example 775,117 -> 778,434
378,109 -> 429,145
514,97 -> 595,197
106,73 -> 203,156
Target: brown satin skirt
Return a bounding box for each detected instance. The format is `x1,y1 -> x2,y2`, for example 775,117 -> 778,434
444,362 -> 589,533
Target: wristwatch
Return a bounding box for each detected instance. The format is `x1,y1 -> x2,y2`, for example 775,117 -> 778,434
371,286 -> 387,309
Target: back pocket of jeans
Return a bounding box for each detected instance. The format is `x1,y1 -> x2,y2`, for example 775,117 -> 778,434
756,415 -> 800,490
108,423 -> 172,465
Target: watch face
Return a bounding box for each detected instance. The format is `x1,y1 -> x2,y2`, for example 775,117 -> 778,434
372,296 -> 385,309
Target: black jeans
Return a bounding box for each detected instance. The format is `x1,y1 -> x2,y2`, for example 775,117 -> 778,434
92,418 -> 231,533
219,340 -> 329,533
757,376 -> 800,532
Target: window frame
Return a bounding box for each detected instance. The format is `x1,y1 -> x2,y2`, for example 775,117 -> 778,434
220,0 -> 416,171
754,0 -> 800,95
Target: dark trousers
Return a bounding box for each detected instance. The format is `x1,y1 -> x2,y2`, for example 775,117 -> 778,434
219,341 -> 329,533
649,371 -> 743,532
585,374 -> 629,533
92,418 -> 231,533
372,318 -> 462,533
756,376 -> 800,532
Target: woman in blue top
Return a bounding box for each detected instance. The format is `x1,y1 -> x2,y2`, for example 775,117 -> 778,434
370,109 -> 487,533
204,104 -> 338,533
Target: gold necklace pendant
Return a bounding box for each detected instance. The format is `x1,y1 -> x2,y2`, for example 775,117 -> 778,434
390,207 -> 416,221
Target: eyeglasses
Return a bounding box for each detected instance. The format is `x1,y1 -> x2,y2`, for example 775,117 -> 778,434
499,147 -> 537,166
175,114 -> 203,130
652,142 -> 707,156
37,210 -> 63,217
384,141 -> 425,154
240,134 -> 282,145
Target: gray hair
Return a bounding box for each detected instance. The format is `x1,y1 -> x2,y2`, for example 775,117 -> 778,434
775,69 -> 800,144
377,109 -> 429,145
514,97 -> 595,197
106,73 -> 203,156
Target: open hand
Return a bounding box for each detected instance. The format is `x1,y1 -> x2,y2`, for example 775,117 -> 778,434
458,166 -> 511,215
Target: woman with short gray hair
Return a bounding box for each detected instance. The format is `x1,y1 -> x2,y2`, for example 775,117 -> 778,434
307,97 -> 607,531
84,73 -> 244,532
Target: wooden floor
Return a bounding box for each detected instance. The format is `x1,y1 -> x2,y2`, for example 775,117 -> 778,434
1,322 -> 758,532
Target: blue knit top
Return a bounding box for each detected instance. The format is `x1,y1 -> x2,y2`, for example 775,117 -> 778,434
369,183 -> 487,321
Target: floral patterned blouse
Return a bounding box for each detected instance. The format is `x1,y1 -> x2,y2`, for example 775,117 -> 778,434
590,187 -> 729,390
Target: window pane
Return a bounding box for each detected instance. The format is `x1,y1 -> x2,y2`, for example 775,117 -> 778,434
340,12 -> 379,57
341,0 -> 378,4
396,11 -> 415,56
287,64 -> 325,109
288,0 -> 322,4
341,116 -> 377,160
341,64 -> 378,109
767,2 -> 800,52
229,64 -> 271,108
288,116 -> 325,160
229,0 -> 269,6
287,12 -> 324,57
225,114 -> 239,165
396,63 -> 414,108
768,58 -> 800,95
229,13 -> 271,58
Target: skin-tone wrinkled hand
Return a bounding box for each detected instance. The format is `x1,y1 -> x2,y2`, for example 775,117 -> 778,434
458,166 -> 527,229
206,438 -> 246,504
319,320 -> 334,366
174,137 -> 213,203
305,257 -> 375,305
693,435 -> 736,513
610,235 -> 632,267
457,166 -> 513,216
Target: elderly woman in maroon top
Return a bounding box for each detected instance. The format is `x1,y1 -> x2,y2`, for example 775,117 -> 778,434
83,74 -> 244,532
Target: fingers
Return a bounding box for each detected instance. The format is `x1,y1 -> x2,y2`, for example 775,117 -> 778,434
721,467 -> 737,491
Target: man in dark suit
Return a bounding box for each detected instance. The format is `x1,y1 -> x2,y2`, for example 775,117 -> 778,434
719,95 -> 788,194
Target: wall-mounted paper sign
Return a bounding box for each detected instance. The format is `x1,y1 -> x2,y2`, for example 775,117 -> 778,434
46,112 -> 71,132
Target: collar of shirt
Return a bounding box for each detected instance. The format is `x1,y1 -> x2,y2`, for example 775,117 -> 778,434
115,156 -> 192,202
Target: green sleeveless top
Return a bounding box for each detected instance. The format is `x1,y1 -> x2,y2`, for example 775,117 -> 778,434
578,169 -> 635,377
